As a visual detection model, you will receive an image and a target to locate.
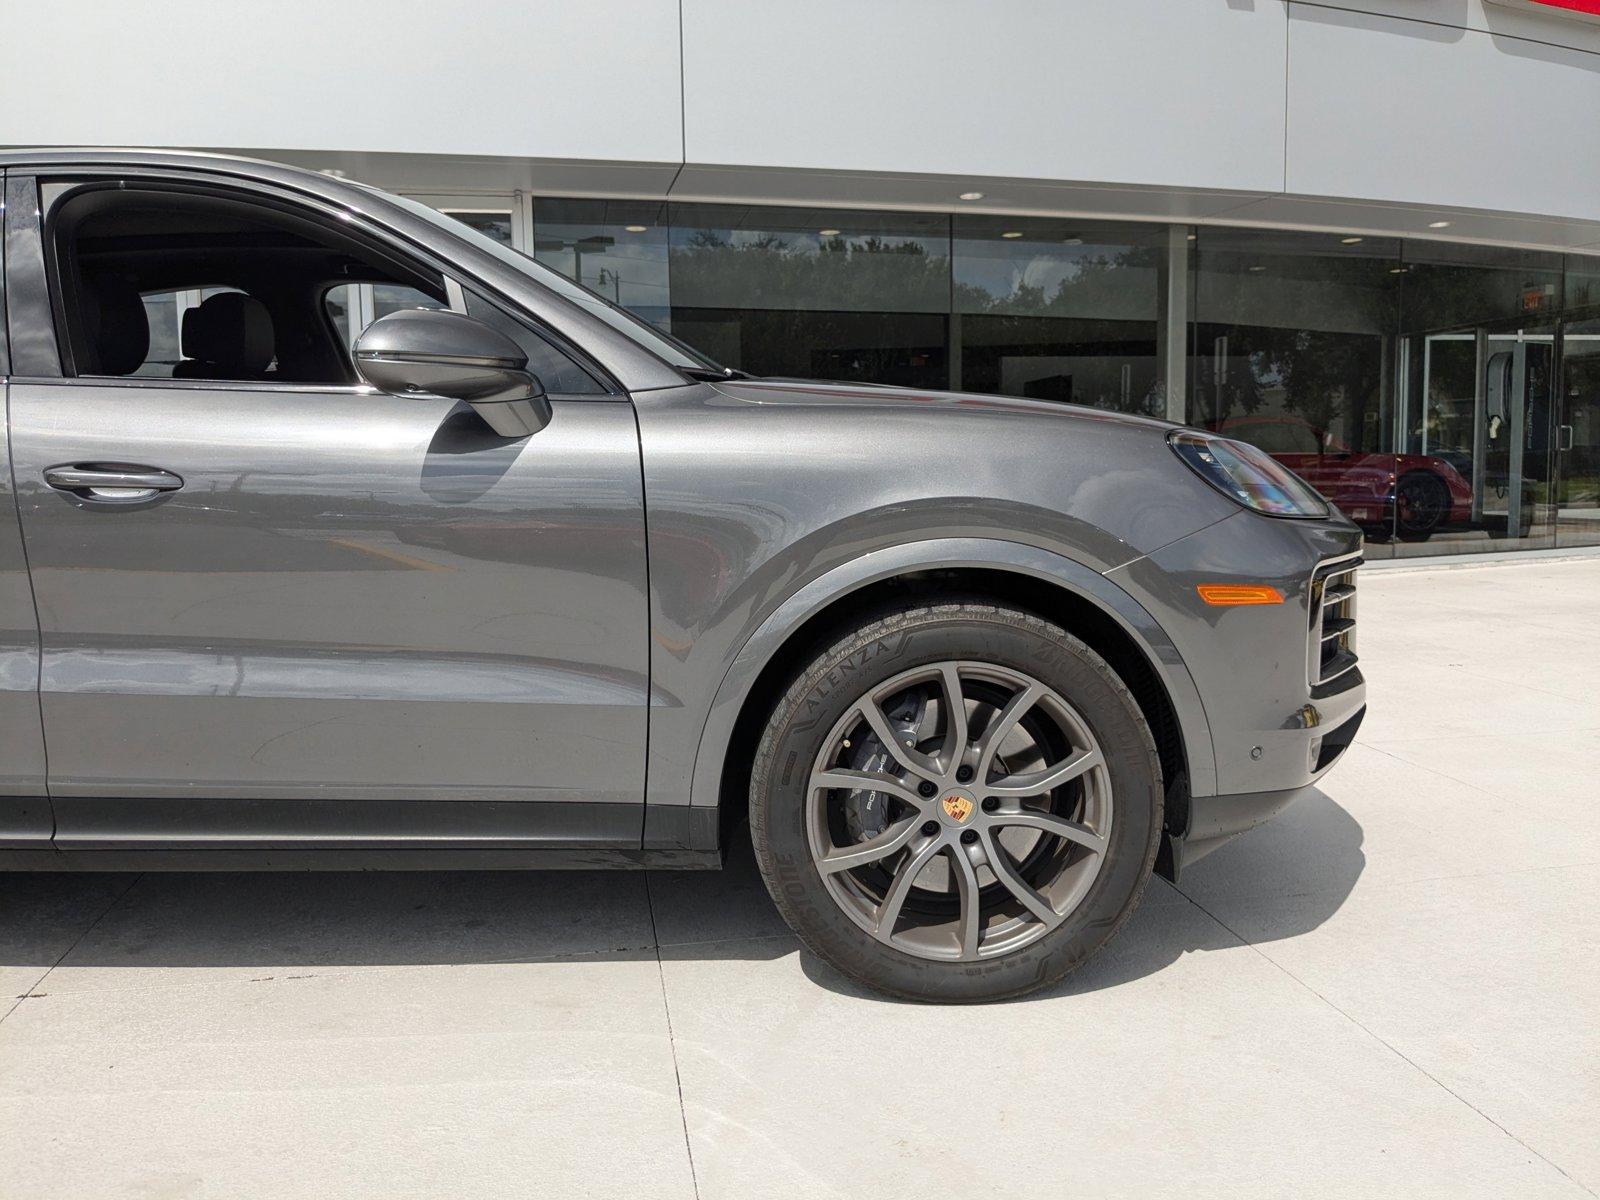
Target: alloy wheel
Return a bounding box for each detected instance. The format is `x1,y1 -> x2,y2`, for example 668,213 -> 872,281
805,660 -> 1113,963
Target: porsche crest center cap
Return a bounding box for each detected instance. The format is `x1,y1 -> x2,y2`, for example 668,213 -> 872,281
940,791 -> 976,824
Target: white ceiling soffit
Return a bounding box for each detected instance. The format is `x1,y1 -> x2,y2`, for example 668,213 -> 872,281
228,150 -> 1600,258
226,148 -> 683,201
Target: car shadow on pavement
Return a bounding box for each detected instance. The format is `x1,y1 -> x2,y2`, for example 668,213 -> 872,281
0,790 -> 1361,1000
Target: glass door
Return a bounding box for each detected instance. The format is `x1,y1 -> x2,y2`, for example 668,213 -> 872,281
1553,316 -> 1600,547
1396,318 -> 1558,553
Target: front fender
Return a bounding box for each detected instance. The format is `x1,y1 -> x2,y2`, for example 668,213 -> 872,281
644,537 -> 1216,850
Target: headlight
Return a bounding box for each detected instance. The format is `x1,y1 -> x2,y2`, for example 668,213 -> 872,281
1168,430 -> 1329,518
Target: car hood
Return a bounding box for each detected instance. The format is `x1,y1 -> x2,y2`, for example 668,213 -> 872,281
673,378 -> 1244,568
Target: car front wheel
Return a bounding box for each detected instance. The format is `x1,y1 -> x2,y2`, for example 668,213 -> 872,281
749,600 -> 1162,1003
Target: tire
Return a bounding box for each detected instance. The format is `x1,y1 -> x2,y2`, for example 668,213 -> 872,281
749,600 -> 1162,1003
1395,470 -> 1450,541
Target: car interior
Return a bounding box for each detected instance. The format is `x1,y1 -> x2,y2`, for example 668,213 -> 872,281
48,185 -> 453,384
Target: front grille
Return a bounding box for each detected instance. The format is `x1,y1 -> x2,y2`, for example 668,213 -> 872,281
1308,555 -> 1361,689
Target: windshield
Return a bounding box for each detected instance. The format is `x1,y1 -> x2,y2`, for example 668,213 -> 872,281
372,188 -> 723,373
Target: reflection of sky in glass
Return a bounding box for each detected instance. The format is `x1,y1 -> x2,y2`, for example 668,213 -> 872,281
953,220 -> 1161,318
667,204 -> 950,313
957,240 -> 1107,305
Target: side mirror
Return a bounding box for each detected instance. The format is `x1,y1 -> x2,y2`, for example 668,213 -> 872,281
354,308 -> 552,438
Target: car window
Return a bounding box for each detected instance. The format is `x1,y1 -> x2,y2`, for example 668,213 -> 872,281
138,286 -> 249,377
47,183 -> 449,385
462,289 -> 606,395
324,282 -> 449,350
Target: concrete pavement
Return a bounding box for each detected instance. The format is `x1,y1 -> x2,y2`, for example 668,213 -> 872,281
2,558 -> 1596,1198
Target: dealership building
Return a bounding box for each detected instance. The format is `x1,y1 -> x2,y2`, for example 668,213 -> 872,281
7,0 -> 1600,558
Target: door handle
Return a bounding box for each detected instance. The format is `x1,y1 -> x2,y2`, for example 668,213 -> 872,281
44,464 -> 185,502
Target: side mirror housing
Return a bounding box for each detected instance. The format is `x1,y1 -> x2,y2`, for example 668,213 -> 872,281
354,308 -> 552,437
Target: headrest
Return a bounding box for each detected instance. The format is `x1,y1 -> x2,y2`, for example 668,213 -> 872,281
81,276 -> 150,376
181,293 -> 274,374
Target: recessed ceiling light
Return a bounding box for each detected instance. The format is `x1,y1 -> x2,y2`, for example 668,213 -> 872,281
1001,231 -> 1024,239
818,228 -> 841,237
1340,236 -> 1364,245
1427,220 -> 1451,229
1247,265 -> 1265,273
624,224 -> 648,233
958,191 -> 984,201
1389,266 -> 1407,274
1186,233 -> 1196,241
1061,237 -> 1083,246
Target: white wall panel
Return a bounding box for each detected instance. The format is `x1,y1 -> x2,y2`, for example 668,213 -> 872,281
0,0 -> 683,165
680,0 -> 1290,193
1286,4 -> 1600,222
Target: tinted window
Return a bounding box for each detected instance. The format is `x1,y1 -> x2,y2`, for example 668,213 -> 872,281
463,290 -> 606,395
323,283 -> 448,351
49,184 -> 449,384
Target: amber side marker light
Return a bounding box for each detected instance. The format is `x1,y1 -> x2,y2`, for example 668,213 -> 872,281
1196,584 -> 1284,606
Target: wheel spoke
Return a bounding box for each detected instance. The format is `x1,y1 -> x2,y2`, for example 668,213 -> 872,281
948,842 -> 984,960
973,680 -> 1044,784
873,837 -> 942,937
936,663 -> 970,771
979,829 -> 1061,926
990,808 -> 1107,854
985,746 -> 1102,798
818,816 -> 922,875
812,768 -> 929,810
855,696 -> 942,784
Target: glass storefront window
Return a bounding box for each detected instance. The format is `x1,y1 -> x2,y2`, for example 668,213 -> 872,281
1189,229 -> 1403,543
671,308 -> 947,389
1555,314 -> 1600,548
660,205 -> 951,383
532,199 -> 671,329
668,205 -> 950,314
954,218 -> 1163,411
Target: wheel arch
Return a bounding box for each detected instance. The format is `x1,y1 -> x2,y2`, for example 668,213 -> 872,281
686,539 -> 1215,859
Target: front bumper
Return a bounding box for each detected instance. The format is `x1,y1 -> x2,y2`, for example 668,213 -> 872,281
1105,509 -> 1368,881
1156,703 -> 1365,880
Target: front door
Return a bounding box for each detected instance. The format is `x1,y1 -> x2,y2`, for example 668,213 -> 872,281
3,173 -> 649,847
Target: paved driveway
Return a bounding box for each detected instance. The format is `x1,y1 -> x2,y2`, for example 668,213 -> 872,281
2,558 -> 1596,1199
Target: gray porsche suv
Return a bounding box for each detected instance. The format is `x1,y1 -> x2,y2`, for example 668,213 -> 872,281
0,150 -> 1364,1002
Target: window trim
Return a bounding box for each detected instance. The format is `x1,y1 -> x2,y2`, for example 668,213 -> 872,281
0,167 -> 9,378
11,372 -> 377,397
